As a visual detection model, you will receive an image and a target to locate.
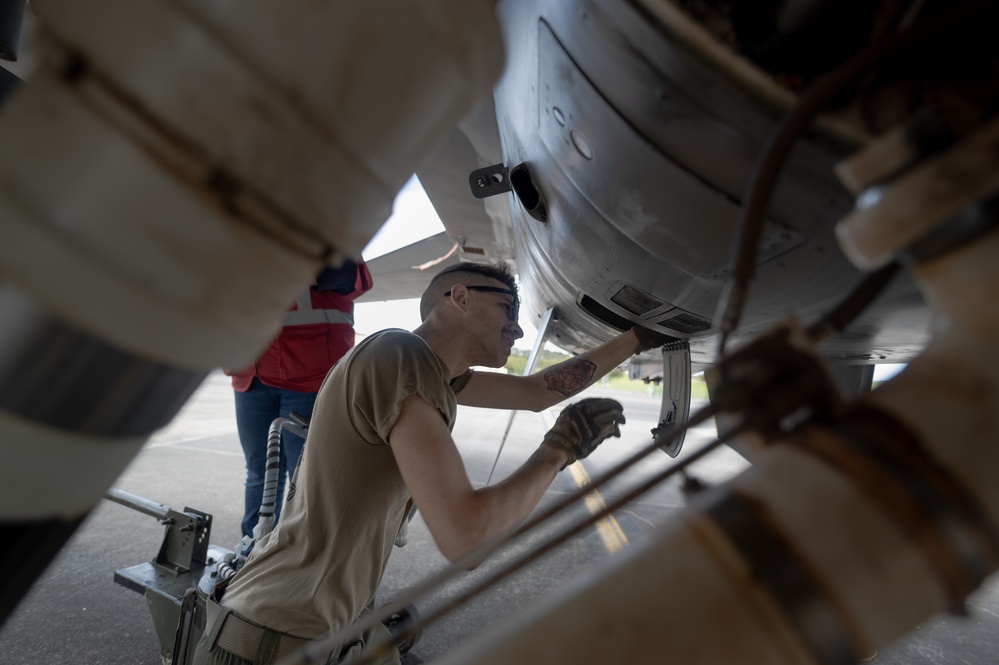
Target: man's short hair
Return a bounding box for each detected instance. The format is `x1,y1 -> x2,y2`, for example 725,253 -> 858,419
420,261 -> 517,320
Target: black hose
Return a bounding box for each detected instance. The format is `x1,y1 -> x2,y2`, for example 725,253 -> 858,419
254,418 -> 290,539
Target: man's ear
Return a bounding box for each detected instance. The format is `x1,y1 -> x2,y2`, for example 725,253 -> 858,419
448,284 -> 469,312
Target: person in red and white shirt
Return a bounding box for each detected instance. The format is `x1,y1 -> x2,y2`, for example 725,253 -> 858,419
225,259 -> 372,538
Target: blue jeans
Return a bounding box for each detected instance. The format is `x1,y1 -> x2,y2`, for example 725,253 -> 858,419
234,379 -> 317,538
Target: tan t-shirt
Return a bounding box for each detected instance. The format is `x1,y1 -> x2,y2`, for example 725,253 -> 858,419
222,329 -> 458,638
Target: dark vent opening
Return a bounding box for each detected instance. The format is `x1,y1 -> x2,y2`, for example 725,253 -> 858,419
510,166 -> 540,210
661,312 -> 712,334
610,285 -> 664,315
510,163 -> 548,222
579,295 -> 631,332
462,246 -> 485,255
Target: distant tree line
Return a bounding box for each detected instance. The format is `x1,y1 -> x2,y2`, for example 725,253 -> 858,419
503,347 -> 571,376
504,348 -> 628,382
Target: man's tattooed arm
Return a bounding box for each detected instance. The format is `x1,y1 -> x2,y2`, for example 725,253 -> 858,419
543,358 -> 597,397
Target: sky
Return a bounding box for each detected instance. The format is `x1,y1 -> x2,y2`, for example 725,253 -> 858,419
355,176 -> 906,381
355,178 -> 443,334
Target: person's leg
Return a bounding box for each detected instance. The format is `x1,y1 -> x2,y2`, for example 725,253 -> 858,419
233,379 -> 282,538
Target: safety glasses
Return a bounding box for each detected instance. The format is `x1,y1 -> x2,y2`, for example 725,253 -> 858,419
445,285 -> 520,323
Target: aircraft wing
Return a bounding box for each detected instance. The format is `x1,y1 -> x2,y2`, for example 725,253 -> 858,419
356,231 -> 460,303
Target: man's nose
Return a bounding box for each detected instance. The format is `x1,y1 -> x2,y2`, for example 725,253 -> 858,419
510,321 -> 524,340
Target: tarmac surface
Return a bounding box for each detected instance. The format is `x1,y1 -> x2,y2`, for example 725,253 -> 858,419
1,369 -> 997,664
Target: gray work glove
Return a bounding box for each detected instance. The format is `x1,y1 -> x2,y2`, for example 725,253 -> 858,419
542,398 -> 626,469
633,325 -> 672,353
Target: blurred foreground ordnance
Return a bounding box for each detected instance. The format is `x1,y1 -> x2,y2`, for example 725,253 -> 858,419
0,0 -> 503,627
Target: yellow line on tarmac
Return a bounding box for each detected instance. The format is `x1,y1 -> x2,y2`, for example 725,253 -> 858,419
538,410 -> 628,554
567,462 -> 629,553
540,409 -> 629,554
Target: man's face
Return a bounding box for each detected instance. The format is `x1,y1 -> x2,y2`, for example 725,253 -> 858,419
460,279 -> 524,366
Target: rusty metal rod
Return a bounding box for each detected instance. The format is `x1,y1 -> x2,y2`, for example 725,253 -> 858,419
281,403 -> 737,665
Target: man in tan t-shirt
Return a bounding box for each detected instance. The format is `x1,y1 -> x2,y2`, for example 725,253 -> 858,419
194,261 -> 667,665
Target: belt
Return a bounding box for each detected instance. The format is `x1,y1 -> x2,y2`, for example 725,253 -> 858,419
205,598 -> 315,663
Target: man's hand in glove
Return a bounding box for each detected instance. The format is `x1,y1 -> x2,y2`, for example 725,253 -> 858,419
542,398 -> 626,469
632,325 -> 672,353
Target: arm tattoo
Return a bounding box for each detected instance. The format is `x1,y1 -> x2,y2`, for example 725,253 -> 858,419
544,358 -> 596,397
